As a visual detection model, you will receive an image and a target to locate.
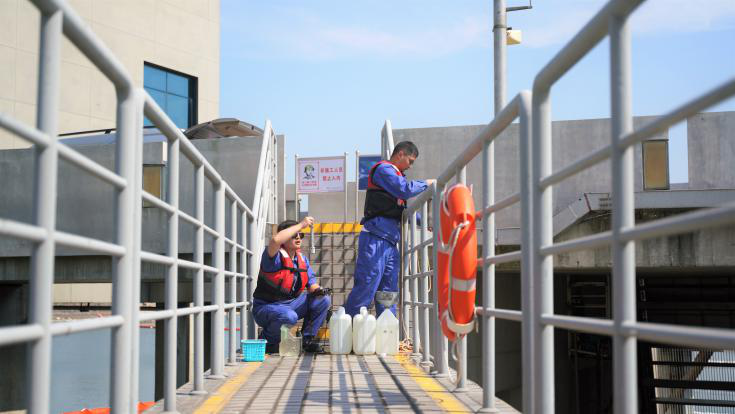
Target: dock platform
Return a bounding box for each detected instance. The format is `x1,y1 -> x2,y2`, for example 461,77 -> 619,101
146,353 -> 520,413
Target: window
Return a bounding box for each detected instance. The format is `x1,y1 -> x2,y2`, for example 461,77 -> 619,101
642,140 -> 670,190
142,165 -> 165,207
144,63 -> 197,129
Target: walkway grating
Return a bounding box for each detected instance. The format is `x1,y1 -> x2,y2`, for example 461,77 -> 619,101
146,353 -> 521,413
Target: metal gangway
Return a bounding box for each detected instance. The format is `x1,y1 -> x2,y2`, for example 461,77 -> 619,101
1,0 -> 734,413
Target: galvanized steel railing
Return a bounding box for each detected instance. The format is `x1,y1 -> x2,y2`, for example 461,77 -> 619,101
398,0 -> 735,413
0,1 -> 276,413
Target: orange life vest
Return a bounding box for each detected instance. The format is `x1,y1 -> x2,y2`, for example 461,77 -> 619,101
437,184 -> 477,341
253,249 -> 309,302
363,160 -> 406,222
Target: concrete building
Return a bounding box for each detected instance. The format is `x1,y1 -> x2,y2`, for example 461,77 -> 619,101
0,0 -> 221,149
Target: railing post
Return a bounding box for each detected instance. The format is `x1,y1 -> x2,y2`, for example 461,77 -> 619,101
480,119 -> 497,411
420,202 -> 432,368
456,169 -> 468,392
111,84 -> 141,413
240,211 -> 248,341
247,215 -> 258,340
410,212 -> 421,357
210,181 -> 226,378
228,199 -> 238,365
27,8 -> 61,414
610,11 -> 637,414
406,218 -> 413,341
431,183 -> 449,377
519,91 -> 535,414
164,136 -> 180,412
192,165 -> 206,394
532,87 -> 554,414
129,88 -> 144,414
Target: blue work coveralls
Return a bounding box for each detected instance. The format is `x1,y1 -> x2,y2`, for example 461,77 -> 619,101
344,163 -> 428,317
252,250 -> 331,345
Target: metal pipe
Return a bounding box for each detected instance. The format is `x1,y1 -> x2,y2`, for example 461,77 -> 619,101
540,314 -> 616,336
480,100 -> 497,411
431,182 -> 449,377
494,0 -> 507,114
128,88 -> 144,414
355,150 -> 360,221
240,210 -> 248,343
531,87 -> 554,414
344,152 -> 348,224
50,316 -> 125,336
210,181 -> 226,378
457,157 -> 468,392
294,154 -> 299,220
609,11 -> 637,414
163,137 -> 180,412
622,321 -> 735,350
228,200 -> 238,365
476,307 -> 523,322
0,324 -> 44,347
247,216 -> 258,339
518,90 -> 535,414
27,10 -> 61,413
420,202 -> 432,368
410,212 -> 421,357
401,219 -> 411,341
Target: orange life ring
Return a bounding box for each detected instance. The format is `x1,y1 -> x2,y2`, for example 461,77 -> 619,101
437,184 -> 477,341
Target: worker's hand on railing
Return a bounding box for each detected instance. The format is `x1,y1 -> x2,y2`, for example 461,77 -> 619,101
300,216 -> 314,229
425,179 -> 436,186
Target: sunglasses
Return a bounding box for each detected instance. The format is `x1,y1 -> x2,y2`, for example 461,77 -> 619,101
292,233 -> 306,240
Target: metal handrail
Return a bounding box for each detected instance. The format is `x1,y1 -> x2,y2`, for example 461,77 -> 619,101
0,1 -> 278,412
399,1 -> 735,414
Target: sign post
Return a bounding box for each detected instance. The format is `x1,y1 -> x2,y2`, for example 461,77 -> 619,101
294,154 -> 299,220
354,150 -> 359,222
343,152 -> 348,224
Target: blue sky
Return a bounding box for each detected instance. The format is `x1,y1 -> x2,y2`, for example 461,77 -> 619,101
220,0 -> 735,184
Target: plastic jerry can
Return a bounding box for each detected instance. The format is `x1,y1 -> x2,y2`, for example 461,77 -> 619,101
329,306 -> 352,354
279,324 -> 301,356
352,306 -> 376,355
376,309 -> 399,355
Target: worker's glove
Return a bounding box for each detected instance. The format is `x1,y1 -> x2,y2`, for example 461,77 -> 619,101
310,287 -> 332,297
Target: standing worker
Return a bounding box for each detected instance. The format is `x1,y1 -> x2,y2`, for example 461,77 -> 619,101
344,141 -> 435,317
252,217 -> 331,354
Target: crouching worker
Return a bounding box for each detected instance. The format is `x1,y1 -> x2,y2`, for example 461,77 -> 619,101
252,217 -> 330,354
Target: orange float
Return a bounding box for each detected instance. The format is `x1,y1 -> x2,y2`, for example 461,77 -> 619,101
437,184 -> 477,342
63,401 -> 155,414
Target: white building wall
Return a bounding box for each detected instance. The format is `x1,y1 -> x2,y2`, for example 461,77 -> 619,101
0,0 -> 220,149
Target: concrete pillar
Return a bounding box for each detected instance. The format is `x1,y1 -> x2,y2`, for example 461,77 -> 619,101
0,284 -> 28,412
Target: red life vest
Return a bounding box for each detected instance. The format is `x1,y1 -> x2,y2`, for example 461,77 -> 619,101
363,160 -> 406,222
253,249 -> 309,302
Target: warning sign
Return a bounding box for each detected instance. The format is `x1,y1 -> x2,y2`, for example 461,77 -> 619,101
297,157 -> 346,193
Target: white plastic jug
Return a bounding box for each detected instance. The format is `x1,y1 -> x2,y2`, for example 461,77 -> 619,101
329,306 -> 352,354
352,307 -> 376,355
375,309 -> 399,355
279,324 -> 301,356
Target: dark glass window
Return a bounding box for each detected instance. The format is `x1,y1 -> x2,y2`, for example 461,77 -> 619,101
144,63 -> 197,129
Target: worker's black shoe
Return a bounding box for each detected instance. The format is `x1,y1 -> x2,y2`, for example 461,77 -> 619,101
265,343 -> 279,354
302,336 -> 324,353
